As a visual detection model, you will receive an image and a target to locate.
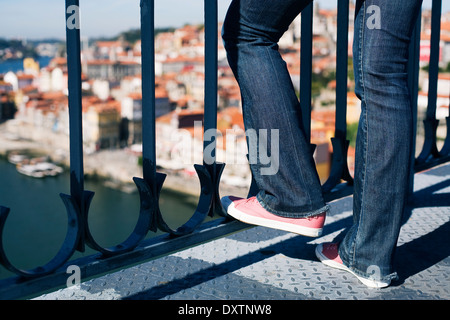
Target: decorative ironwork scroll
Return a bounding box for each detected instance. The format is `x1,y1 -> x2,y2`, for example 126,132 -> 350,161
0,1 -> 447,290
134,0 -> 227,239
0,0 -> 227,278
416,0 -> 450,167
0,0 -> 90,277
321,0 -> 354,193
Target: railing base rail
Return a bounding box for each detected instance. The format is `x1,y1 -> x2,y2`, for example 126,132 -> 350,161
0,218 -> 249,300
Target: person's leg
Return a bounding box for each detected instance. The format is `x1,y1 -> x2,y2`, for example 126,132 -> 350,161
222,0 -> 328,219
318,0 -> 423,286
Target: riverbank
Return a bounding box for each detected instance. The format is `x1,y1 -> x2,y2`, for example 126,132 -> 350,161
0,121 -> 249,198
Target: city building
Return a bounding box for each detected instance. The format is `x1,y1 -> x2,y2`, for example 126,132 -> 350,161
83,98 -> 122,152
0,4 -> 447,187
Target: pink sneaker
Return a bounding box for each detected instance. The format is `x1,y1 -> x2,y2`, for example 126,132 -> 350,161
221,196 -> 325,237
315,243 -> 390,288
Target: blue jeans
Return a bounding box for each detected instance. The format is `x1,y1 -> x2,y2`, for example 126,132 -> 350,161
222,0 -> 328,218
223,0 -> 422,283
339,0 -> 422,283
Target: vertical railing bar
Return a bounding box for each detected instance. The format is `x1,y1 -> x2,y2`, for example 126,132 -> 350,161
300,2 -> 313,142
65,0 -> 85,208
425,0 -> 442,121
416,0 -> 442,165
203,0 -> 218,166
140,0 -> 156,183
321,0 -> 353,193
442,89 -> 450,155
334,0 -> 349,140
408,12 -> 421,195
4,0 -> 450,300
441,90 -> 450,156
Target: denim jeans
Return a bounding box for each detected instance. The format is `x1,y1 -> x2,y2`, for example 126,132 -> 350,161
338,0 -> 423,283
223,0 -> 423,283
222,0 -> 328,218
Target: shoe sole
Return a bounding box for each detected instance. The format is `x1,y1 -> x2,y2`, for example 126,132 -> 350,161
226,200 -> 323,237
315,244 -> 390,289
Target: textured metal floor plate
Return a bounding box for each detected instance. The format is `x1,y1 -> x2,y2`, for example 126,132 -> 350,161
35,164 -> 450,300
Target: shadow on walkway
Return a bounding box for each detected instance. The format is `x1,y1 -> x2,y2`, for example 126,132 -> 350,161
124,173 -> 450,299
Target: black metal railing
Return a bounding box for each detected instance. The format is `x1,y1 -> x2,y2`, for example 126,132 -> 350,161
0,0 -> 448,299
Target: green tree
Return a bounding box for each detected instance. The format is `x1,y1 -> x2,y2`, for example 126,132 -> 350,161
346,122 -> 359,148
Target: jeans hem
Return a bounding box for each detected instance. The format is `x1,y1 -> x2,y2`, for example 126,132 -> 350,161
339,251 -> 399,284
256,193 -> 330,218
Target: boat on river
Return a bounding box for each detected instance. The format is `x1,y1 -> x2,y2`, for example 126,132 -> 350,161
15,158 -> 64,178
17,161 -> 64,178
7,153 -> 28,164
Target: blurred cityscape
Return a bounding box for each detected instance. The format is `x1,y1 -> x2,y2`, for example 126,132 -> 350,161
0,3 -> 449,194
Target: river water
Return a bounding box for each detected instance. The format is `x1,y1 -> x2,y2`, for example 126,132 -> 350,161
0,57 -> 209,280
0,56 -> 52,74
0,157 -> 202,279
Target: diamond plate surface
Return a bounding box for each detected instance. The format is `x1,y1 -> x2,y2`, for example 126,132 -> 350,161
35,164 -> 450,300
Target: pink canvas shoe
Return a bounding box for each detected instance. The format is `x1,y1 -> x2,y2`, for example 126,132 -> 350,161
315,243 -> 390,288
221,196 -> 325,237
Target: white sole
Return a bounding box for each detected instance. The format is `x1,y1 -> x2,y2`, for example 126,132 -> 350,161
226,200 -> 322,237
315,244 -> 390,289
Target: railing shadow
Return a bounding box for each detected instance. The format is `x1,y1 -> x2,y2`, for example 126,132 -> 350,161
394,176 -> 450,285
121,173 -> 450,299
402,176 -> 450,225
122,214 -> 354,300
394,221 -> 450,287
0,0 -> 448,300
